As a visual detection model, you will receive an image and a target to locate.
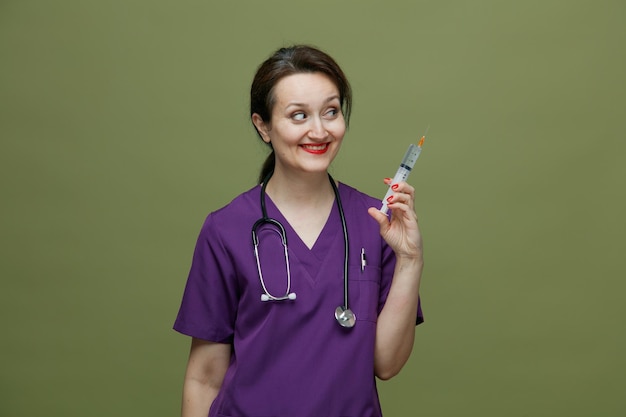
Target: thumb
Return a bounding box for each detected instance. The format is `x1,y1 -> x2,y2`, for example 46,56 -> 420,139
368,207 -> 389,230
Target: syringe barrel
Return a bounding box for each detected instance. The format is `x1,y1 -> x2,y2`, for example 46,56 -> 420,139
400,144 -> 421,170
379,144 -> 422,214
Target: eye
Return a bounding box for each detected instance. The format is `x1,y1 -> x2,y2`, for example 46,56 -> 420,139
324,107 -> 340,118
291,112 -> 306,121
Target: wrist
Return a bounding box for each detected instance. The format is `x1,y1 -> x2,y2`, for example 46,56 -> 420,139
395,254 -> 423,269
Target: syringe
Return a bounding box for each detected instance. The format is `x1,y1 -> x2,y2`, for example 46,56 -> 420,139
379,136 -> 425,215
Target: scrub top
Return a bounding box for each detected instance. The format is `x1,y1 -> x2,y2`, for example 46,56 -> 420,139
174,183 -> 424,417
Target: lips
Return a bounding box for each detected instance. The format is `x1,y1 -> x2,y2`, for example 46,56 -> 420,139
301,143 -> 329,154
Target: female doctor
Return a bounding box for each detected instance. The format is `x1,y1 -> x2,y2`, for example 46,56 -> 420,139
174,45 -> 424,417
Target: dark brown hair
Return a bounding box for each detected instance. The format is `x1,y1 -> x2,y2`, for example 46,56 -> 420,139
250,45 -> 352,183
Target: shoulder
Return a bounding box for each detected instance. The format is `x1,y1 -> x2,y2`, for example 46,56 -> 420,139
197,185 -> 262,239
336,182 -> 383,230
338,182 -> 380,211
212,185 -> 261,219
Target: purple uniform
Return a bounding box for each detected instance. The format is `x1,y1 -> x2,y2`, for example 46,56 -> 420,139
174,183 -> 423,417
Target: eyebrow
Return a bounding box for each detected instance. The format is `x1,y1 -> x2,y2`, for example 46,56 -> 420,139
285,95 -> 341,109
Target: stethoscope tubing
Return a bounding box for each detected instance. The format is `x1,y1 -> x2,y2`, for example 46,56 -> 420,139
252,170 -> 355,328
329,176 -> 349,311
252,217 -> 293,301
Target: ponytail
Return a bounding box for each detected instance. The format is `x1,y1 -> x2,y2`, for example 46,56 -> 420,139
258,151 -> 275,184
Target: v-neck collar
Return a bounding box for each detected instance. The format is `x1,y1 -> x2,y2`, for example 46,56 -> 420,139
262,184 -> 343,285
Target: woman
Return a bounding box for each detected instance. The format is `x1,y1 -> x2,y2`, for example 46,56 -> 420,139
174,45 -> 424,417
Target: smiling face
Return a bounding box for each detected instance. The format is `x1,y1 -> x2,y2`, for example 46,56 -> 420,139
252,72 -> 346,178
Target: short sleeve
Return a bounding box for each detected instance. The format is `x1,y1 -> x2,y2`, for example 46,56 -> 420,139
173,215 -> 240,343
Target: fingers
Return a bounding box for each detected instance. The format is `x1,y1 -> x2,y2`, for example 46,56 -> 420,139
370,179 -> 422,257
383,179 -> 415,211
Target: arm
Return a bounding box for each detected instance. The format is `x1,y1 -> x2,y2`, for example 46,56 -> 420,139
368,179 -> 423,380
181,338 -> 231,417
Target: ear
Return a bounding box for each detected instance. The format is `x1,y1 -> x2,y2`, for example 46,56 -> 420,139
252,113 -> 271,143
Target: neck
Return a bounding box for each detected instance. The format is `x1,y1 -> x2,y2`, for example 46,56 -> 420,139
264,169 -> 336,209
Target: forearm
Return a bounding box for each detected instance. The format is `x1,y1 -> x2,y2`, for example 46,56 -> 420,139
181,338 -> 230,417
374,256 -> 423,380
181,377 -> 219,417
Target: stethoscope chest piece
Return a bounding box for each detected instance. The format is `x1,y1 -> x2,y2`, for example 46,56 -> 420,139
335,306 -> 356,328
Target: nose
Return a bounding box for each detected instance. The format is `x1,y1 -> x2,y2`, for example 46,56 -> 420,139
308,116 -> 329,141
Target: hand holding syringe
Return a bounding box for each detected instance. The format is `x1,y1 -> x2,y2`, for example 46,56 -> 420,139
379,136 -> 425,215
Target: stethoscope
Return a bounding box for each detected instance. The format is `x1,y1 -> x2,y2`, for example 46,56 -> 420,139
251,171 -> 356,328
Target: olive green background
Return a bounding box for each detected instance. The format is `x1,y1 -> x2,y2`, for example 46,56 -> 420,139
1,1 -> 625,416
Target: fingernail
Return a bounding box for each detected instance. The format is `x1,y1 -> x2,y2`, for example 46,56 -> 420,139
384,177 -> 392,182
386,196 -> 393,203
391,184 -> 399,190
